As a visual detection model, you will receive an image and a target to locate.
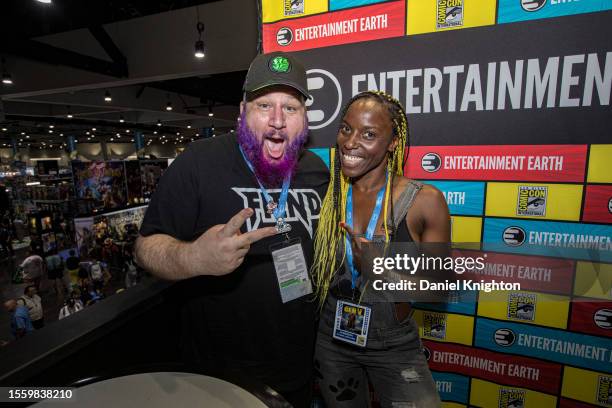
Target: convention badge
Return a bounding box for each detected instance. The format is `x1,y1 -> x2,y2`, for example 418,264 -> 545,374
332,299 -> 371,348
270,237 -> 312,303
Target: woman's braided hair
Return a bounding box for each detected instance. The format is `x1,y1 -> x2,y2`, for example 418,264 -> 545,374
311,90 -> 409,308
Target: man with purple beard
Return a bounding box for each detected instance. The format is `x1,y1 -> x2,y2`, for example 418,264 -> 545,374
135,52 -> 328,407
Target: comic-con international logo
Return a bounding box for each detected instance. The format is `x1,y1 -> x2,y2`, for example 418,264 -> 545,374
276,27 -> 293,46
516,186 -> 547,217
598,376 -> 612,405
284,0 -> 304,16
421,153 -> 442,172
503,226 -> 526,246
494,328 -> 516,347
423,312 -> 447,340
436,0 -> 464,29
520,0 -> 546,12
305,69 -> 342,131
594,309 -> 612,330
507,293 -> 537,321
499,388 -> 525,408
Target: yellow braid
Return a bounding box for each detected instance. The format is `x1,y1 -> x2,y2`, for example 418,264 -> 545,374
312,90 -> 409,309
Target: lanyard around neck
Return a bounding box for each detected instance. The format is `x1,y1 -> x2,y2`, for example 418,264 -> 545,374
239,145 -> 291,221
345,173 -> 388,289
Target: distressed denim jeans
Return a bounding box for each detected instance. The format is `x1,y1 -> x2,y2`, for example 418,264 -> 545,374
315,299 -> 441,408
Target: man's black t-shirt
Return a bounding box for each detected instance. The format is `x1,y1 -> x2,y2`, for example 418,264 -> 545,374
140,133 -> 328,392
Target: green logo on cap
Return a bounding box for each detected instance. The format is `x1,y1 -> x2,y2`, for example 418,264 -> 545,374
269,56 -> 291,73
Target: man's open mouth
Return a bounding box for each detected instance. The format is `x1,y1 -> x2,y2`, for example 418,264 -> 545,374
264,136 -> 286,160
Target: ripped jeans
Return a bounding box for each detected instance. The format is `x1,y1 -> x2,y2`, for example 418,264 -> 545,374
315,299 -> 441,408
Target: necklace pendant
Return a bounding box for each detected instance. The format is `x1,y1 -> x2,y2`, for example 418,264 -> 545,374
275,218 -> 292,234
266,201 -> 277,214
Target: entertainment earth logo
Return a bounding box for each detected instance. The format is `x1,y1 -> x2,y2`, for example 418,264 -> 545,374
305,68 -> 342,130
521,0 -> 546,12
421,152 -> 442,172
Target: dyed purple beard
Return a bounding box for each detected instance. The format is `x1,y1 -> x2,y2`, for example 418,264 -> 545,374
237,110 -> 308,188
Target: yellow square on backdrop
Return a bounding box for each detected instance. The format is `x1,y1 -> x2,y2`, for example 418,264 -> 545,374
407,0 -> 496,35
485,182 -> 583,221
587,144 -> 612,183
413,310 -> 474,345
451,216 -> 482,243
562,366 -> 612,406
477,290 -> 570,329
442,403 -> 466,408
574,261 -> 612,300
262,0 -> 328,23
470,378 -> 557,408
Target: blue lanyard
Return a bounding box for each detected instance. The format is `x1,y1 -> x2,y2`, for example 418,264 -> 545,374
345,173 -> 388,289
239,146 -> 290,221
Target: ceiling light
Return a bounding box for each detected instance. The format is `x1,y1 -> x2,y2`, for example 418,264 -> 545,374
110,138 -> 114,142
48,130 -> 53,133
126,129 -> 130,133
208,105 -> 214,117
1,128 -> 6,132
116,133 -> 120,136
1,72 -> 12,85
1,58 -> 11,84
67,112 -> 73,118
119,115 -> 125,123
153,131 -> 157,134
92,128 -> 96,131
86,131 -> 90,135
36,0 -> 52,4
187,125 -> 191,129
157,120 -> 162,126
49,124 -> 54,128
104,90 -> 112,102
194,21 -> 205,59
26,135 -> 30,139
194,40 -> 205,59
166,101 -> 173,111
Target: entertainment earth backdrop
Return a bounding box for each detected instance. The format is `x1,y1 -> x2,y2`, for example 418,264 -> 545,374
262,1 -> 612,407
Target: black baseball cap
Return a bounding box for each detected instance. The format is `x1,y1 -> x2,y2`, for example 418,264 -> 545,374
243,51 -> 309,99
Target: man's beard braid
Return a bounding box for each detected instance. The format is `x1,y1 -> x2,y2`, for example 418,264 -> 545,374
236,110 -> 308,187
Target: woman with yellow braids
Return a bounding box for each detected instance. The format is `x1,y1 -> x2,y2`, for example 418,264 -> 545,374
312,91 -> 450,407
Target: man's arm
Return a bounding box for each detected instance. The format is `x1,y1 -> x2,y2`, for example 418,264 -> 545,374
134,233 -> 194,280
135,208 -> 277,280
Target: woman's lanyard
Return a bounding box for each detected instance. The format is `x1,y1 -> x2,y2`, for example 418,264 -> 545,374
239,146 -> 291,233
345,173 -> 388,289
